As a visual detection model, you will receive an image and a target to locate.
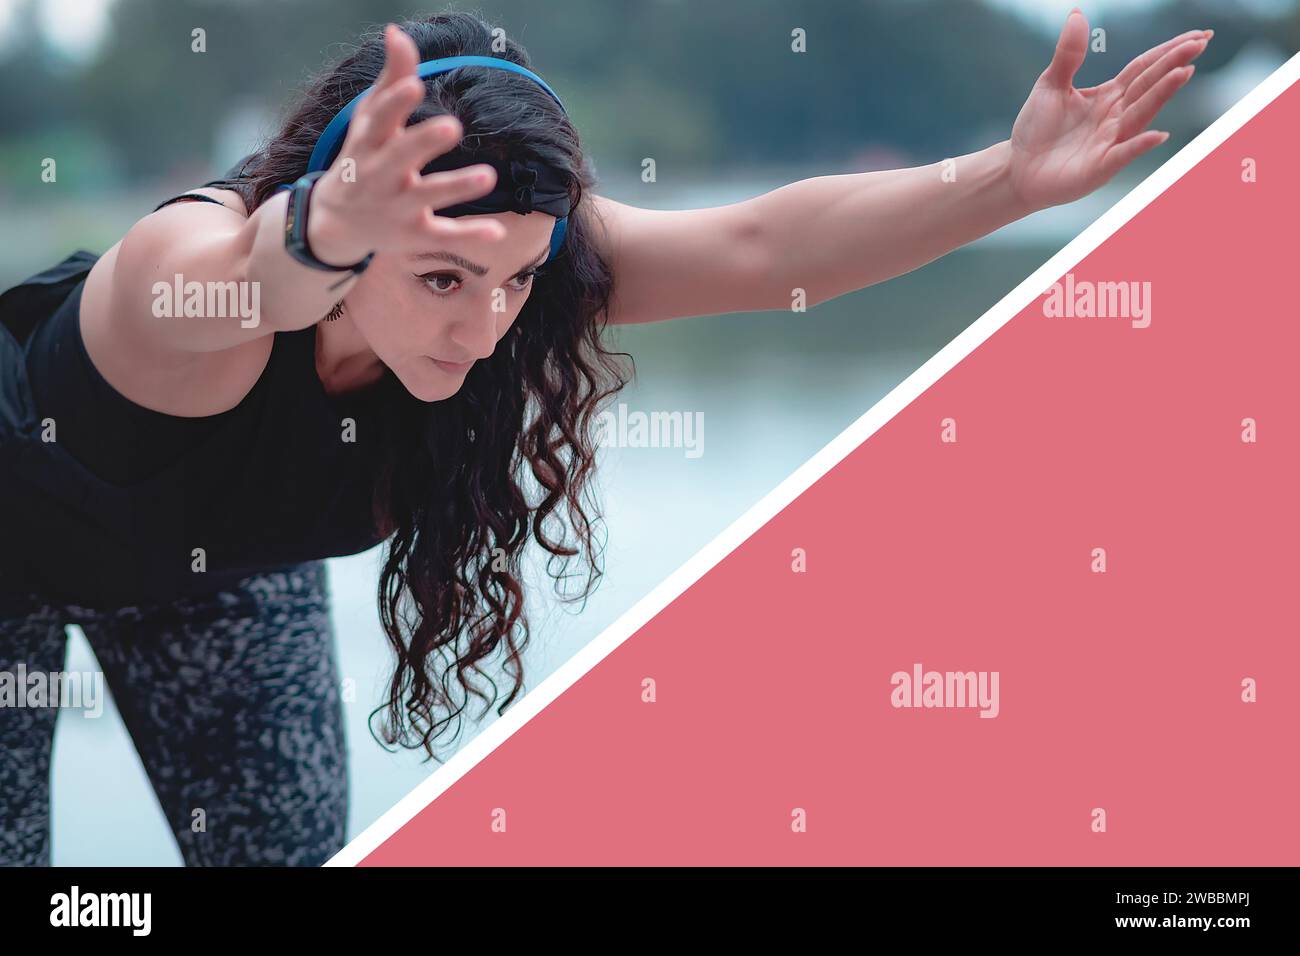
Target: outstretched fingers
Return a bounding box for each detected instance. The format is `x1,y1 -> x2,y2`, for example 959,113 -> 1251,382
1041,8 -> 1090,89
412,155 -> 509,244
1110,29 -> 1209,90
1119,64 -> 1194,141
385,114 -> 464,173
352,76 -> 425,152
414,163 -> 502,212
1121,37 -> 1206,108
415,206 -> 508,245
372,23 -> 419,93
351,26 -> 423,148
1099,128 -> 1169,180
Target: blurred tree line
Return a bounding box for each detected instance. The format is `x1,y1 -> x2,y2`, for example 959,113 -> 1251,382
0,0 -> 1293,201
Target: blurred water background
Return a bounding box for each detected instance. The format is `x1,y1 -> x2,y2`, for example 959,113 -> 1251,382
0,0 -> 1292,864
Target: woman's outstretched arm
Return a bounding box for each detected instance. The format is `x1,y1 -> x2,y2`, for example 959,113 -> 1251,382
83,26 -> 504,415
593,11 -> 1210,326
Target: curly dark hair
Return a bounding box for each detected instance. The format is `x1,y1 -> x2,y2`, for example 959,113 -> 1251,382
221,10 -> 632,760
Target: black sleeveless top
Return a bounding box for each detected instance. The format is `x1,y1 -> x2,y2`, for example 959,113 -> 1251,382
0,171 -> 394,613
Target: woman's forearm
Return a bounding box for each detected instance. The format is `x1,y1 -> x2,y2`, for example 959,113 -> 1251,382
749,140 -> 1039,309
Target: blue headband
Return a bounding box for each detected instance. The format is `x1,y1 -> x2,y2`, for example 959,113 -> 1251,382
293,55 -> 570,261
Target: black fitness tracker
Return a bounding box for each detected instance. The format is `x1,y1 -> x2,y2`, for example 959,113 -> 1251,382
283,170 -> 375,290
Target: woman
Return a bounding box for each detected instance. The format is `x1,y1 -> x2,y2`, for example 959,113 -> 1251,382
0,10 -> 1208,866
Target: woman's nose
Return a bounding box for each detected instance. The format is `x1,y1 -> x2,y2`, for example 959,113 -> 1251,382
447,300 -> 506,360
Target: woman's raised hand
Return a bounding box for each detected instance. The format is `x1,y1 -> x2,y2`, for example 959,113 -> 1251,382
306,23 -> 507,266
1007,9 -> 1211,210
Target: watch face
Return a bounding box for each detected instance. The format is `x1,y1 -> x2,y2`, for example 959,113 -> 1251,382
285,178 -> 313,263
285,190 -> 297,247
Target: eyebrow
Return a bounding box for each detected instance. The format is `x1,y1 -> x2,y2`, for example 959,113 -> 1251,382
411,246 -> 550,278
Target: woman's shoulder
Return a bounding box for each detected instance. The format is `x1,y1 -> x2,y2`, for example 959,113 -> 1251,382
79,181 -> 273,419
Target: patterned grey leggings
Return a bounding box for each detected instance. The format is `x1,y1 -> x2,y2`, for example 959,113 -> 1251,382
0,561 -> 347,867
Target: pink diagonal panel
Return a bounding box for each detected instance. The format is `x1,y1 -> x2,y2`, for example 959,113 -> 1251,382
361,79 -> 1300,866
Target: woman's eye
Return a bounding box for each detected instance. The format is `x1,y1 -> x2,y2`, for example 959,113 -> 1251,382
421,273 -> 461,295
508,270 -> 538,291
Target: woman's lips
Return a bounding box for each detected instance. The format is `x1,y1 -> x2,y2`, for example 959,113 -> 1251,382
431,357 -> 474,374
